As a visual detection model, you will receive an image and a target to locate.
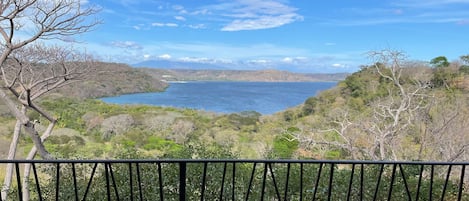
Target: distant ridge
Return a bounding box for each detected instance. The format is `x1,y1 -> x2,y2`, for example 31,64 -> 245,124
133,60 -> 227,70
138,68 -> 348,82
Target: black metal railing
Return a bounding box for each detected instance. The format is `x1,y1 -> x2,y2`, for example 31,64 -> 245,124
1,159 -> 468,200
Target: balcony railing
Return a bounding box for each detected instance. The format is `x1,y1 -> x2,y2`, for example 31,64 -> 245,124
1,159 -> 468,200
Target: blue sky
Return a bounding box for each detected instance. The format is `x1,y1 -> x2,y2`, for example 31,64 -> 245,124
79,0 -> 469,73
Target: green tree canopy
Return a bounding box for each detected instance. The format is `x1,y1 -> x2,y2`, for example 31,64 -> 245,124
430,56 -> 450,68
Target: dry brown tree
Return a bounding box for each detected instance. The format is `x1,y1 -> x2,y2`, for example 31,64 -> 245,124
0,0 -> 99,200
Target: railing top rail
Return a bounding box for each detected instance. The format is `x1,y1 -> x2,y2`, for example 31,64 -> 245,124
1,159 -> 468,165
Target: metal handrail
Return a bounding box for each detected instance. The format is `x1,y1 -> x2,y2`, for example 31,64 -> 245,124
1,159 -> 468,200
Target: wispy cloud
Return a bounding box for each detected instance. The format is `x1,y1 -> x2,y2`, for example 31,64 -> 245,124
86,40 -> 364,73
222,13 -> 302,31
151,22 -> 179,27
110,41 -> 143,50
158,54 -> 172,60
174,16 -> 186,21
102,0 -> 302,31
190,0 -> 302,31
215,0 -> 303,31
187,24 -> 206,29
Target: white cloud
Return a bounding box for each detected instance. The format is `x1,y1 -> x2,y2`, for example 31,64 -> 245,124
175,16 -> 186,21
172,4 -> 188,14
281,57 -> 308,63
188,24 -> 207,29
110,41 -> 142,50
332,63 -> 348,68
191,9 -> 210,15
207,0 -> 303,31
179,57 -> 215,63
152,22 -> 179,27
247,59 -> 271,65
282,57 -> 293,62
166,23 -> 178,27
158,54 -> 172,60
222,13 -> 302,31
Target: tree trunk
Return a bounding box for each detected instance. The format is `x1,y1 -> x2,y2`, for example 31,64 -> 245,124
379,136 -> 386,160
0,88 -> 52,160
1,117 -> 23,200
22,122 -> 55,201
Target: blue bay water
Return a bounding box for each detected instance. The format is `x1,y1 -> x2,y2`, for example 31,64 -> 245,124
101,81 -> 337,114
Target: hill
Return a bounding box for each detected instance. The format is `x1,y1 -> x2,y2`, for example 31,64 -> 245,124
1,53 -> 469,162
138,68 -> 348,82
55,62 -> 168,99
133,60 -> 228,70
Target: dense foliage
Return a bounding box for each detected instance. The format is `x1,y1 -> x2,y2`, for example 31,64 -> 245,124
1,52 -> 469,199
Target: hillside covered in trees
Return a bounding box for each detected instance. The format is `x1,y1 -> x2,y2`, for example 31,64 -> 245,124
0,51 -> 468,162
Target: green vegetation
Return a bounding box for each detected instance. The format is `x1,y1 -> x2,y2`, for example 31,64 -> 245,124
1,51 -> 469,199
1,52 -> 468,161
56,62 -> 168,99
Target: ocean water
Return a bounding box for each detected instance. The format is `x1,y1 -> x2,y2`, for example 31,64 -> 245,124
101,81 -> 337,114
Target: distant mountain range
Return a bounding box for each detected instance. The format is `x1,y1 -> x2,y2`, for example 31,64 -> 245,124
138,68 -> 349,82
132,59 -> 351,74
133,60 -> 228,70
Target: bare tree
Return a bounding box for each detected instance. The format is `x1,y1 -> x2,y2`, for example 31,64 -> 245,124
416,92 -> 469,162
363,50 -> 429,160
292,108 -> 363,159
3,44 -> 98,200
299,50 -> 430,160
0,0 -> 99,200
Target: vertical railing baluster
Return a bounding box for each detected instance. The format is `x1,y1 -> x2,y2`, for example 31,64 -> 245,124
327,163 -> 334,201
219,162 -> 227,200
457,165 -> 465,201
441,165 -> 452,201
416,164 -> 424,201
15,162 -> 22,201
360,164 -> 364,201
157,163 -> 164,201
373,164 -> 384,200
179,162 -> 187,201
32,163 -> 43,201
72,163 -> 79,201
245,162 -> 257,201
105,163 -> 111,201
200,162 -> 208,201
56,163 -> 60,200
387,164 -> 397,201
231,162 -> 235,201
268,163 -> 281,200
312,163 -> 323,200
283,163 -> 291,201
399,164 -> 412,201
108,163 -> 120,200
260,163 -> 268,201
429,165 -> 434,200
346,164 -> 355,201
82,163 -> 98,201
136,163 -> 143,201
300,163 -> 303,201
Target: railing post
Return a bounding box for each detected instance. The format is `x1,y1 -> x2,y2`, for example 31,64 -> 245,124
179,162 -> 186,201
